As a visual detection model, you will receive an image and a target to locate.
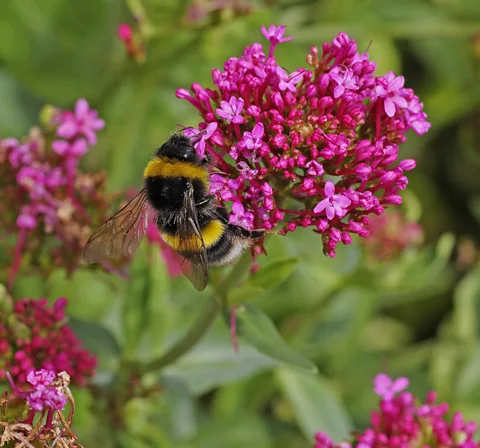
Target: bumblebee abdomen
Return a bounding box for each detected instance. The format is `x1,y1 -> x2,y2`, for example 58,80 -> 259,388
206,224 -> 255,267
159,219 -> 225,252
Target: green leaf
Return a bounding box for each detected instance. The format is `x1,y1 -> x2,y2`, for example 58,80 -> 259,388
276,367 -> 352,442
236,305 -> 317,373
163,377 -> 198,442
456,346 -> 480,403
146,247 -> 172,355
122,245 -> 150,356
68,317 -> 121,386
227,284 -> 266,306
163,320 -> 277,395
452,262 -> 480,342
249,257 -> 299,289
46,269 -> 118,321
0,0 -> 123,104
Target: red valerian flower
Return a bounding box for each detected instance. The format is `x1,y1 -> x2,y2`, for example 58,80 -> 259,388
0,295 -> 96,388
362,211 -> 424,261
315,373 -> 479,448
176,26 -> 431,257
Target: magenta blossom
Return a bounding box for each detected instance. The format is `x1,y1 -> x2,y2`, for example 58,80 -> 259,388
177,26 -> 430,257
216,96 -> 245,124
0,297 -> 97,388
315,374 -> 478,448
56,98 -> 105,145
261,24 -> 293,57
184,122 -> 218,157
7,369 -> 67,412
117,23 -> 133,42
375,72 -> 409,118
314,181 -> 351,220
373,373 -> 409,400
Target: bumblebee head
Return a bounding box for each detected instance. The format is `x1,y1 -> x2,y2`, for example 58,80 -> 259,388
156,134 -> 199,164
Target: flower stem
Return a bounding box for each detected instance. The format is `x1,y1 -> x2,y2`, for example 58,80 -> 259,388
140,297 -> 219,374
137,252 -> 253,374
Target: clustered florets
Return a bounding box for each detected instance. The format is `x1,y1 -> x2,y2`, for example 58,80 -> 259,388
315,374 -> 479,448
362,211 -> 424,261
0,99 -> 111,286
177,25 -> 430,256
0,295 -> 96,388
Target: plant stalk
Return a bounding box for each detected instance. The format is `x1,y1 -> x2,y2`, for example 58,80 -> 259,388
138,252 -> 253,374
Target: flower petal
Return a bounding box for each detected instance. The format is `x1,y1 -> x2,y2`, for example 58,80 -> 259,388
74,98 -> 89,118
326,204 -> 335,220
313,198 -> 329,214
384,98 -> 396,117
324,181 -> 335,198
389,75 -> 404,91
333,194 -> 351,208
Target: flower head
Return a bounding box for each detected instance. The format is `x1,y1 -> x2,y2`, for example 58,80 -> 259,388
315,374 -> 478,448
216,96 -> 245,124
0,100 -> 111,286
373,373 -> 409,400
314,181 -> 351,220
56,99 -> 104,145
0,295 -> 97,388
362,211 -> 424,261
375,72 -> 408,118
176,26 -> 430,257
20,369 -> 68,412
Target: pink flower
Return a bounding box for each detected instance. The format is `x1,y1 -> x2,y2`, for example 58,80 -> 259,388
176,27 -> 430,257
373,373 -> 409,400
230,201 -> 254,230
1,298 -> 97,388
57,98 -> 105,145
375,72 -> 409,117
315,374 -> 480,448
277,68 -> 305,93
261,24 -> 293,45
17,166 -> 48,201
117,23 -> 133,42
216,96 -> 245,124
314,181 -> 351,220
52,138 -> 88,157
241,122 -> 264,150
330,66 -> 359,98
184,122 -> 218,157
27,369 -> 55,387
8,369 -> 67,412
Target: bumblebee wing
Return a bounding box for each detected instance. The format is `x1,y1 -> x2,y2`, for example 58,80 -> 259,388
81,188 -> 152,263
176,184 -> 209,291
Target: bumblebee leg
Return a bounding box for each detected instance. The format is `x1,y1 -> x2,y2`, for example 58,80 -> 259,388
195,195 -> 216,209
215,207 -> 229,224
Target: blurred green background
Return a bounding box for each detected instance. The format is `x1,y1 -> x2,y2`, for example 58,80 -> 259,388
1,0 -> 480,447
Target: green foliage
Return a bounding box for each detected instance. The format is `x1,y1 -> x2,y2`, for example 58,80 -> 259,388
2,0 -> 480,446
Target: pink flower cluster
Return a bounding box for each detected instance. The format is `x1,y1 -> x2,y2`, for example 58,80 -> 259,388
315,373 -> 479,448
177,25 -> 430,256
0,296 -> 96,388
0,99 -> 107,285
7,369 -> 66,412
362,211 -> 424,261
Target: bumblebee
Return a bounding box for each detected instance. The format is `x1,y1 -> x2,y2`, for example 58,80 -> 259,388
81,134 -> 264,291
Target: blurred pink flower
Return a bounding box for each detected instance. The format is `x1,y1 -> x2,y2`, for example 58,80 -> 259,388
315,374 -> 479,448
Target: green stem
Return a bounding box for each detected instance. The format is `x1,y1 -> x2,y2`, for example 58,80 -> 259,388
140,297 -> 219,374
138,252 -> 253,374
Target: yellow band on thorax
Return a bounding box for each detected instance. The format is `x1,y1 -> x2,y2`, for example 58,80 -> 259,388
144,157 -> 209,187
